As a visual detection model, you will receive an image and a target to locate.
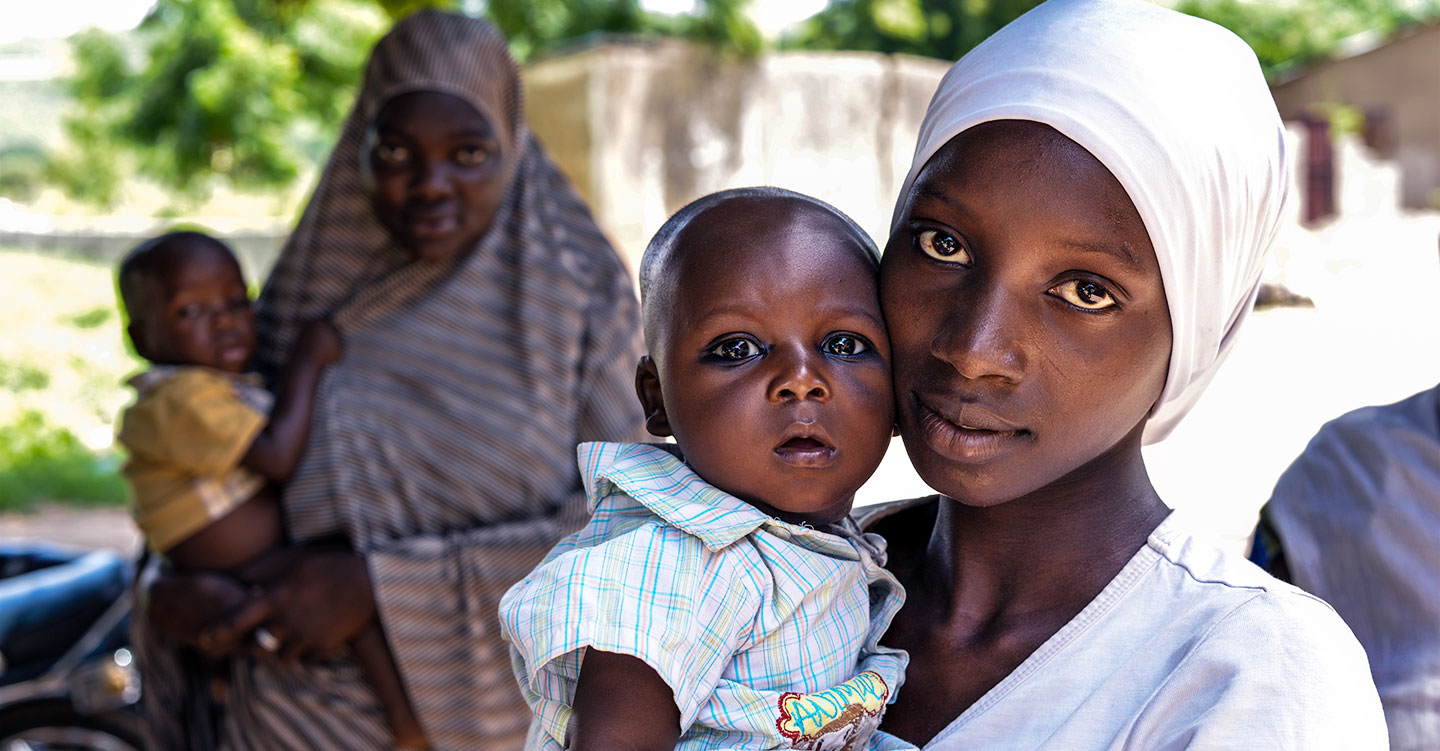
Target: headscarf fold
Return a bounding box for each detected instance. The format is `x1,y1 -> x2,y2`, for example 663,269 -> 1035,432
256,9 -> 524,366
891,0 -> 1290,443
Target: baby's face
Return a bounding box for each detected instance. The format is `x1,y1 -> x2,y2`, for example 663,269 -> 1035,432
643,200 -> 893,526
131,239 -> 255,373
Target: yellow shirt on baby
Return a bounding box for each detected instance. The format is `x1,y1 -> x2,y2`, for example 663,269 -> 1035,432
117,366 -> 273,553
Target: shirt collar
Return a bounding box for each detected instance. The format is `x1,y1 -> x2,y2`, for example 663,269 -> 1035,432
127,365 -> 264,394
582,441 -> 882,555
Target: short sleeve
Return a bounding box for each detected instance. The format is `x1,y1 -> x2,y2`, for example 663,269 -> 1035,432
499,520 -> 764,745
1126,590 -> 1388,750
119,370 -> 265,476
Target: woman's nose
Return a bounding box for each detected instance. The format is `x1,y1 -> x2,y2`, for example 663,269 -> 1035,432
412,161 -> 452,199
767,346 -> 831,403
930,283 -> 1025,383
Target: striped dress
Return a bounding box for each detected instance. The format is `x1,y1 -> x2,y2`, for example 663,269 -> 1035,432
133,11 -> 646,750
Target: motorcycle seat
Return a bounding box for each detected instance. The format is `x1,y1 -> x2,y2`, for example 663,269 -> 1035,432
0,548 -> 129,680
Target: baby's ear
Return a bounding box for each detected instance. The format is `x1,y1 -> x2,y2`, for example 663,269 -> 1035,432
634,356 -> 672,437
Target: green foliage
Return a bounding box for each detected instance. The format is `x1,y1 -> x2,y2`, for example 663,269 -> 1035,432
0,412 -> 127,511
64,307 -> 114,330
52,0 -> 764,204
0,360 -> 51,392
1176,0 -> 1440,79
57,0 -> 389,203
790,0 -> 1043,60
486,0 -> 647,60
0,143 -> 48,202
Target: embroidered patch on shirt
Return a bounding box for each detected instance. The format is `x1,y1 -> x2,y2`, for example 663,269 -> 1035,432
776,671 -> 889,750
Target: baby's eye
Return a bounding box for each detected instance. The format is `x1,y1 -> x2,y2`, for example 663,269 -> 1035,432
916,228 -> 972,265
821,333 -> 869,357
454,146 -> 490,167
176,304 -> 204,319
228,296 -> 250,311
1049,279 -> 1117,310
374,142 -> 409,164
710,337 -> 763,361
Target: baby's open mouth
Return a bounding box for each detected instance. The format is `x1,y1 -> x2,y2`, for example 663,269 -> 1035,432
774,434 -> 836,468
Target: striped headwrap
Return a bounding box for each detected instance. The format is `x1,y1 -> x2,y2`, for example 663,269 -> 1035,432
137,10 -> 646,750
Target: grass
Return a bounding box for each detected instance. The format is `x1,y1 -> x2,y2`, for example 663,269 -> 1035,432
0,411 -> 126,511
0,248 -> 141,510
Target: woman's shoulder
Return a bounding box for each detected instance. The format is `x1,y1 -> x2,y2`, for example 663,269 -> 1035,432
1143,517 -> 1382,710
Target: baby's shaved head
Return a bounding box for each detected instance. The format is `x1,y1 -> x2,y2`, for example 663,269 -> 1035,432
638,187 -> 878,354
117,231 -> 236,322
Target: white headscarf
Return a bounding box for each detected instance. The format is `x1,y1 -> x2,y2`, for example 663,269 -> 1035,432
891,0 -> 1290,444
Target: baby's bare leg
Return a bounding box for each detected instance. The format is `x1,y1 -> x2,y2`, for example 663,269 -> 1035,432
353,622 -> 428,748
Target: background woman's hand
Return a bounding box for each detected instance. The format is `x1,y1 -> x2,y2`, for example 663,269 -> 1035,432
295,319 -> 344,368
145,569 -> 252,657
206,546 -> 376,662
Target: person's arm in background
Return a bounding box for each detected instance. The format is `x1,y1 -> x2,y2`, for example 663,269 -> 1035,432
242,320 -> 343,481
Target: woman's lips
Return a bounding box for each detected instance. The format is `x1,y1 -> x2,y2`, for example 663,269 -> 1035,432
914,394 -> 1029,463
406,212 -> 459,239
774,435 -> 836,468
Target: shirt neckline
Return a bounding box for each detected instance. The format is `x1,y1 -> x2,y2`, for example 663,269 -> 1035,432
924,510 -> 1177,746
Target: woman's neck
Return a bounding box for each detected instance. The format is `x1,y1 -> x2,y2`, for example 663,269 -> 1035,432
920,440 -> 1171,626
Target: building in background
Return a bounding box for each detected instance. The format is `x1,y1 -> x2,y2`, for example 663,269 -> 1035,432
1270,22 -> 1440,215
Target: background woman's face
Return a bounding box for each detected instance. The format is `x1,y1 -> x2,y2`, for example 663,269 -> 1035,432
881,120 -> 1172,507
367,91 -> 508,262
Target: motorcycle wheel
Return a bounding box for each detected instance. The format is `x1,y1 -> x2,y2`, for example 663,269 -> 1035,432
0,700 -> 143,751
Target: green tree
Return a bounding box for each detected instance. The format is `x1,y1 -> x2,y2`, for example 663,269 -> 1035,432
1175,0 -> 1440,79
57,0 -> 391,205
54,0 -> 761,205
789,0 -> 1041,60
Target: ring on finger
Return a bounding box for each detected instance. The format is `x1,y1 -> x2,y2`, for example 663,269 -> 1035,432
254,626 -> 281,653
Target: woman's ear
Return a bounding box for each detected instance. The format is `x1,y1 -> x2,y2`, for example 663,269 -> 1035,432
634,356 -> 672,437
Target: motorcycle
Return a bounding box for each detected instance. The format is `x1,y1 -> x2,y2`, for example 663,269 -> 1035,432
0,542 -> 143,751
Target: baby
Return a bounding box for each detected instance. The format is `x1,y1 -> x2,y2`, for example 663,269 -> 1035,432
501,188 -> 911,751
115,231 -> 426,749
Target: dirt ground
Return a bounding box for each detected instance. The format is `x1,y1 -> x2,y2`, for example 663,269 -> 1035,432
0,504 -> 141,552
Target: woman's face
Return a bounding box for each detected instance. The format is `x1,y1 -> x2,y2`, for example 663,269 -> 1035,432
881,120 -> 1172,507
367,91 -> 508,262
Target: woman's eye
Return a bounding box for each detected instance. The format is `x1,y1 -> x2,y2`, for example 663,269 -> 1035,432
710,337 -> 763,361
374,143 -> 409,164
1050,279 -> 1118,310
821,333 -> 869,357
454,146 -> 489,167
915,228 -> 972,264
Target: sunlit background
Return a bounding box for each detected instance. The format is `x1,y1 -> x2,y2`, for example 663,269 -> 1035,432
2,0 -> 1439,554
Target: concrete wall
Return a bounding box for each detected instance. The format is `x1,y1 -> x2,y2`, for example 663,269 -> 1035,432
523,40 -> 951,271
1270,23 -> 1440,210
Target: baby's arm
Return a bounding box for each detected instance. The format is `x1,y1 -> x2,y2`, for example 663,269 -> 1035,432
568,648 -> 681,751
242,320 -> 342,481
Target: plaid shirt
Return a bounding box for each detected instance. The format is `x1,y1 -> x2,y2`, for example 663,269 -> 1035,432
501,442 -> 910,750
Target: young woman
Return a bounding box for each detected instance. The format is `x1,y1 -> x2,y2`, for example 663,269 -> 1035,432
866,1 -> 1388,747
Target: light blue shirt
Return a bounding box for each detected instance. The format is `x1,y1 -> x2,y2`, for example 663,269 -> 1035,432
500,442 -> 910,750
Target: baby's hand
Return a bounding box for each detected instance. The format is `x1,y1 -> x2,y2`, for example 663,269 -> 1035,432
295,319 -> 343,368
